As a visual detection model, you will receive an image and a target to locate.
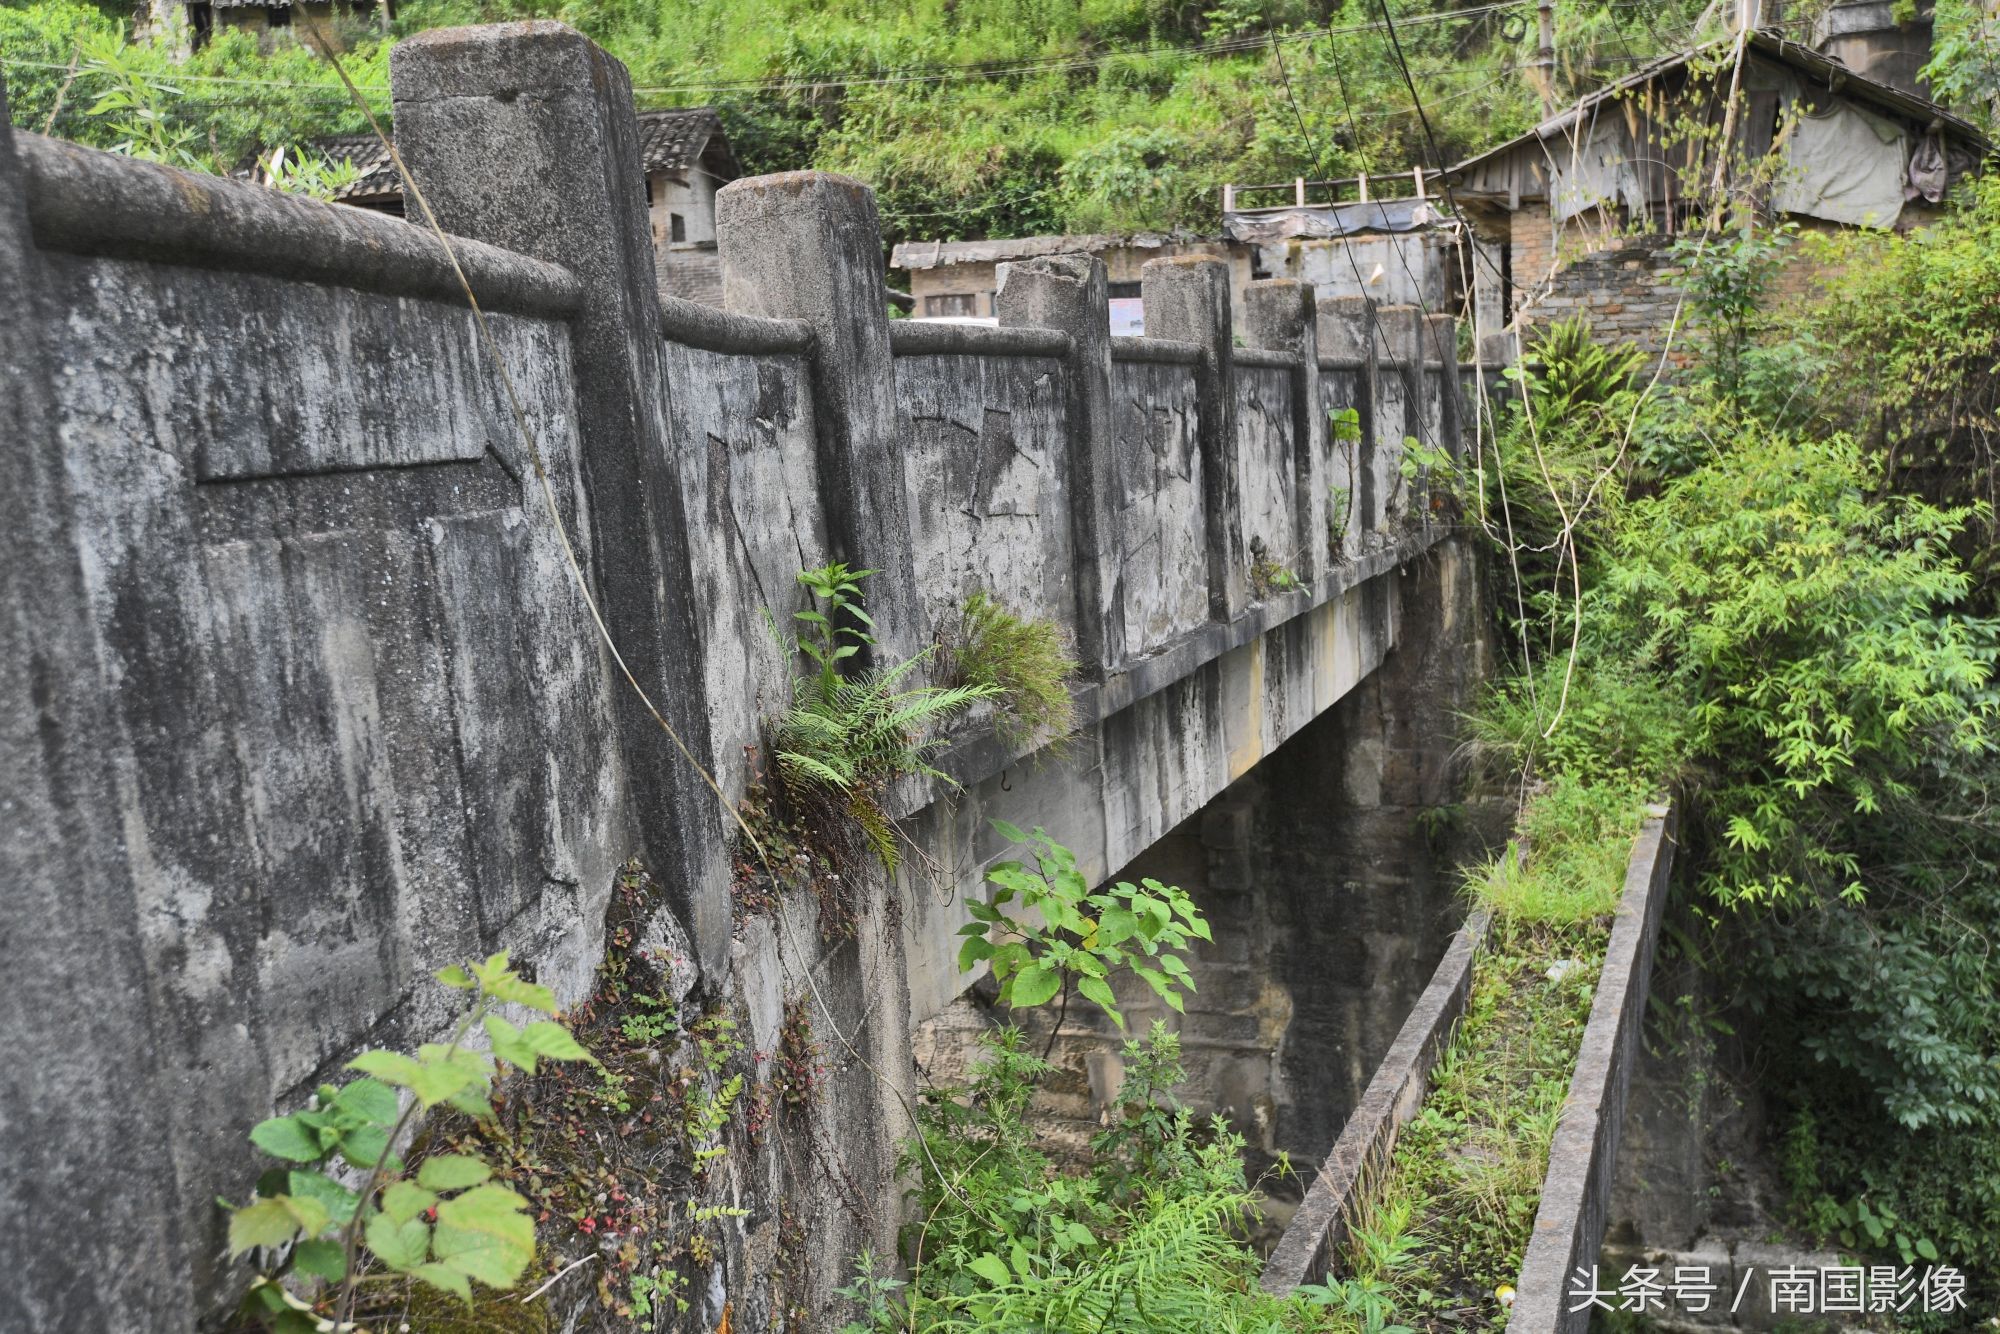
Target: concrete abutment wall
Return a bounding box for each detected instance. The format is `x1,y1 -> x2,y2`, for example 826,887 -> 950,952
0,21 -> 1491,1330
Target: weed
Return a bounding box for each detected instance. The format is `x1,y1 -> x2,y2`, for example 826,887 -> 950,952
768,563 -> 996,873
959,822 -> 1211,1052
933,591 -> 1079,749
1249,536 -> 1303,599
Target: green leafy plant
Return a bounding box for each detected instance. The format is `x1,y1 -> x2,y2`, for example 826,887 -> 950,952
225,951 -> 592,1329
1249,536 -> 1304,599
770,562 -> 997,871
254,143 -> 362,201
934,591 -> 1079,749
843,1023 -> 1328,1334
958,822 -> 1211,1052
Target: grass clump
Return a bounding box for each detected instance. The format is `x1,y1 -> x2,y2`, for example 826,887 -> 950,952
935,592 -> 1078,750
1468,779 -> 1647,925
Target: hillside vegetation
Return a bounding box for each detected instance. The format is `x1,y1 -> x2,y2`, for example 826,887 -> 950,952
3,0 -> 1713,244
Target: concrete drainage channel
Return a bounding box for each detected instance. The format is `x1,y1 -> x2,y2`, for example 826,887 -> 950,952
1261,802 -> 1681,1330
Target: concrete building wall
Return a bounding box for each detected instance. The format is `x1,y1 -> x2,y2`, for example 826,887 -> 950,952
2,23 -> 1486,1330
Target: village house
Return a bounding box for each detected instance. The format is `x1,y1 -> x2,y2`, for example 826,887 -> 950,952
889,232 -> 1253,333
1219,168 -> 1459,314
891,182 -> 1462,336
1443,1 -> 1987,358
288,108 -> 741,306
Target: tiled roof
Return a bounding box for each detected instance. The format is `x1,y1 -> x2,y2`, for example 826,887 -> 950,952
636,107 -> 734,177
298,107 -> 735,205
304,134 -> 401,203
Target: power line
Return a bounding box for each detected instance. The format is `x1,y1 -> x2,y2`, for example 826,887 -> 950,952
1266,29 -> 1453,463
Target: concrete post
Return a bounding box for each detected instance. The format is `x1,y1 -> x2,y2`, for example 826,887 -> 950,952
1470,233 -> 1510,364
1244,278 -> 1327,584
0,79 -> 196,1326
1426,312 -> 1462,461
1374,304 -> 1426,530
1319,295 -> 1377,552
1142,254 -> 1245,618
713,172 -> 923,663
995,253 -> 1120,675
389,22 -> 731,974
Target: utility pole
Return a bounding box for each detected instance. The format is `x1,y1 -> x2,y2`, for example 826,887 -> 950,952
1536,0 -> 1556,119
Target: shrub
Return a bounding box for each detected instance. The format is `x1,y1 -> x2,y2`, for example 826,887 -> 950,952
842,1025 -> 1327,1334
225,952 -> 592,1329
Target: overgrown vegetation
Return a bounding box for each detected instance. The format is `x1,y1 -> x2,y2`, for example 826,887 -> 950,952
1447,170 -> 2000,1318
225,952 -> 593,1329
959,821 -> 1211,1052
1329,781 -> 1645,1330
846,829 -> 1391,1332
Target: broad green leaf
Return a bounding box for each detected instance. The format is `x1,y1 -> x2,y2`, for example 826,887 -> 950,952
228,1198 -> 303,1255
1007,962 -> 1061,1008
365,1210 -> 431,1271
967,1253 -> 1011,1287
520,1021 -> 590,1064
382,1179 -> 440,1225
1095,905 -> 1137,948
1076,974 -> 1118,1015
990,819 -> 1028,844
331,1077 -> 399,1128
287,1170 -> 360,1226
348,1049 -> 424,1089
406,1045 -> 491,1109
249,1114 -> 325,1163
432,1184 -> 535,1288
958,936 -> 995,972
435,963 -> 474,990
293,1238 -> 348,1282
339,1125 -> 391,1171
417,1154 -> 492,1192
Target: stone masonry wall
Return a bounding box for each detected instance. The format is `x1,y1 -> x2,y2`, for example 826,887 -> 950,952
1,23 -> 1483,1331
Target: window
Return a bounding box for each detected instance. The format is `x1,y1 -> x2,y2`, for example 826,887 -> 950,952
265,4 -> 292,27
669,213 -> 686,243
924,292 -> 979,318
644,177 -> 655,207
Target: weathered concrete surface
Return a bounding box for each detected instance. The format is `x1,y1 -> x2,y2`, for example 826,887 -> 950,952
716,170 -> 924,663
1143,255 -> 1247,616
896,346 -> 1077,649
391,19 -> 730,974
660,337 -> 827,808
1244,278 -> 1327,585
1513,804 -> 1682,1334
1108,354 -> 1210,658
995,254 -> 1120,674
0,80 -> 197,1334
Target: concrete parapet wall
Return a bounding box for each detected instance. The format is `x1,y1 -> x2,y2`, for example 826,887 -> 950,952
0,23 -> 1482,1329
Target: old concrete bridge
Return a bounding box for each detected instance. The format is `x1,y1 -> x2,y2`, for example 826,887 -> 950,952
1,22 -> 1496,1331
